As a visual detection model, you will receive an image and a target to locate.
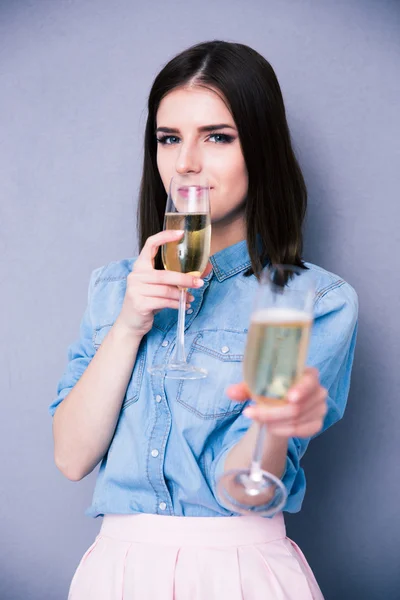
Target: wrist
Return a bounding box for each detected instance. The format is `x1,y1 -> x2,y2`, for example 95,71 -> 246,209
266,431 -> 291,444
248,421 -> 290,442
112,318 -> 144,347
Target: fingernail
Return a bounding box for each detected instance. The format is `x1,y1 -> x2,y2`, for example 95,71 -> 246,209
174,230 -> 184,236
243,408 -> 255,418
189,295 -> 195,302
288,391 -> 299,402
194,278 -> 204,287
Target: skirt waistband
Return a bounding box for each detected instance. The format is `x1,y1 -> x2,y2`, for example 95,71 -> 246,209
100,512 -> 286,547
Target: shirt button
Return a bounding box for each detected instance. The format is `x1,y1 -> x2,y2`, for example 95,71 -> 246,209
151,449 -> 159,458
161,341 -> 169,347
159,502 -> 167,511
155,395 -> 162,403
221,346 -> 230,354
186,308 -> 194,315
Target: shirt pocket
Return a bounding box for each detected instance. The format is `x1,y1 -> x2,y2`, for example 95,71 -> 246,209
93,325 -> 146,410
176,330 -> 247,419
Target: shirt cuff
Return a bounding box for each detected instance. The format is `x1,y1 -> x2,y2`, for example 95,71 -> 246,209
210,437 -> 303,515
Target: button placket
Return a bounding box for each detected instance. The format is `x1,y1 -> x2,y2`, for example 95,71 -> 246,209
146,275 -> 213,516
147,379 -> 174,516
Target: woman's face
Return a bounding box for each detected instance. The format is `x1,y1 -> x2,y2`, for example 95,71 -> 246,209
156,86 -> 248,227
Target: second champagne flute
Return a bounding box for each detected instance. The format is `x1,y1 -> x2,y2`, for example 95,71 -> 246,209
148,176 -> 211,380
217,264 -> 315,516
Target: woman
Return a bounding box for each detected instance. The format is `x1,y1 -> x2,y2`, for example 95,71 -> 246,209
50,40 -> 358,599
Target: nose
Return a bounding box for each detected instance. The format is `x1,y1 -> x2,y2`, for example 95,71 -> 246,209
175,142 -> 202,175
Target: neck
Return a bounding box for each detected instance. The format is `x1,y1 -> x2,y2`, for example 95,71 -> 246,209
210,213 -> 247,256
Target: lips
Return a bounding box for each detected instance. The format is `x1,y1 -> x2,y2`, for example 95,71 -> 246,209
177,185 -> 210,199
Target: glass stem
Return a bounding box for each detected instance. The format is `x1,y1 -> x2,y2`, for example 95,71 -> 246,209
250,423 -> 267,482
173,288 -> 187,364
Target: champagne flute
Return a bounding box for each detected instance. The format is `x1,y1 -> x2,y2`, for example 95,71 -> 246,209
149,176 -> 211,380
217,264 -> 315,516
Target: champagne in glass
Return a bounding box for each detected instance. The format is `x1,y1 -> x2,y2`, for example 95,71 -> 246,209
244,308 -> 312,407
162,212 -> 211,277
217,265 -> 315,516
148,177 -> 211,380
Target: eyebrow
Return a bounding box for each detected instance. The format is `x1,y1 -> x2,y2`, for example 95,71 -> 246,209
156,124 -> 237,134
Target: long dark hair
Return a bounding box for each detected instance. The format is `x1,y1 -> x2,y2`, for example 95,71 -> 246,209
138,40 -> 307,278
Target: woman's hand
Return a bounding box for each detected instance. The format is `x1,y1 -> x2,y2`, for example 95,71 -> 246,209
115,230 -> 205,338
226,367 -> 328,438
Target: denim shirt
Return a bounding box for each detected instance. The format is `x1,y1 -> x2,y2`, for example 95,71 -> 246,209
50,240 -> 358,518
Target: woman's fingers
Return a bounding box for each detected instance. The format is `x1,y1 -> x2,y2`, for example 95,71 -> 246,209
228,368 -> 328,438
286,367 -> 320,403
226,382 -> 252,401
138,284 -> 195,303
154,302 -> 191,315
243,388 -> 328,439
244,391 -> 327,424
267,419 -> 326,438
134,297 -> 185,313
135,230 -> 184,268
133,269 -> 204,290
227,368 -> 322,407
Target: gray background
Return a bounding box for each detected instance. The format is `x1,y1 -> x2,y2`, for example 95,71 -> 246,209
0,0 -> 398,598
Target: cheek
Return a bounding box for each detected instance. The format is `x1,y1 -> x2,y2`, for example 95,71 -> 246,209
208,151 -> 248,221
228,161 -> 248,195
212,148 -> 248,197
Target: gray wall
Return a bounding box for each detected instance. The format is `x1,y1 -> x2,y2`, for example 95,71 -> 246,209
1,1 -> 398,598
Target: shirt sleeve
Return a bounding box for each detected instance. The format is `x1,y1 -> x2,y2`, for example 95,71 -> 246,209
208,280 -> 359,513
48,267 -> 103,417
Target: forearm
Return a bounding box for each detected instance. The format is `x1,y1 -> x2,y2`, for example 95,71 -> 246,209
53,319 -> 142,481
224,422 -> 289,480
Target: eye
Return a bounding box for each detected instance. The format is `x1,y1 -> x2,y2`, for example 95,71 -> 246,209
208,133 -> 235,144
156,135 -> 181,145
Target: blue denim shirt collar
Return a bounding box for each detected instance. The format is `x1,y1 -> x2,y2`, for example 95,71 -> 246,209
210,239 -> 252,282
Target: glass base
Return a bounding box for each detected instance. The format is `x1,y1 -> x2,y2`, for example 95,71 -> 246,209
217,468 -> 287,516
148,362 -> 208,380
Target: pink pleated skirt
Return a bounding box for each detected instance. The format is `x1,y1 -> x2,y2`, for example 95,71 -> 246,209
68,512 -> 324,599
